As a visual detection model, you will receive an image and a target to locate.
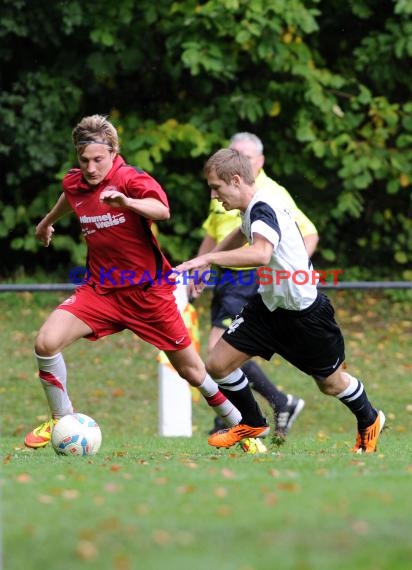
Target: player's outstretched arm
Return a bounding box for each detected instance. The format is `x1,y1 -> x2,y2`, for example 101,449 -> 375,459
35,193 -> 72,247
99,190 -> 170,221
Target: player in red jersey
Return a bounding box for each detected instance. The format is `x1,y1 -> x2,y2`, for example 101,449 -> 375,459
24,115 -> 269,449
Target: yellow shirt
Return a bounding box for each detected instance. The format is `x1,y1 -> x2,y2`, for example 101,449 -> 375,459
202,169 -> 317,270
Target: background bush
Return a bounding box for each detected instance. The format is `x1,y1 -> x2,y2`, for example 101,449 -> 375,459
1,0 -> 411,280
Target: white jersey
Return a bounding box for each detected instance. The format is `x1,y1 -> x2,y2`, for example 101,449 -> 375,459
241,189 -> 318,311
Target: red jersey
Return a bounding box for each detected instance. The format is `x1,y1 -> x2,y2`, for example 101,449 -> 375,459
63,155 -> 173,293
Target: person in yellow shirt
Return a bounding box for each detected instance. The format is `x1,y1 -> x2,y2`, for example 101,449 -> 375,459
194,132 -> 318,441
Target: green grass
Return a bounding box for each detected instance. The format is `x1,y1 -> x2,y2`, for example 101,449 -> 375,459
1,289 -> 412,570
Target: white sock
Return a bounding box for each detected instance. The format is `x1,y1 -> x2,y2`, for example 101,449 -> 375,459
216,368 -> 248,391
336,373 -> 363,401
198,375 -> 242,426
36,352 -> 73,418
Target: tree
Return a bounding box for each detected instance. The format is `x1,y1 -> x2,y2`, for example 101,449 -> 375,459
0,0 -> 411,280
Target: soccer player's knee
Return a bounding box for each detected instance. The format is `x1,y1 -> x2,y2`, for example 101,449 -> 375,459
313,374 -> 340,395
174,360 -> 205,386
205,357 -> 229,380
313,374 -> 331,394
35,331 -> 58,357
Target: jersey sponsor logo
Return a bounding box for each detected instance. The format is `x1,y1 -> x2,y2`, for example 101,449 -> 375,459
79,212 -> 126,230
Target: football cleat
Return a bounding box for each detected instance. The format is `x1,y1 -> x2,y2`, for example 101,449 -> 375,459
273,395 -> 305,444
208,423 -> 270,449
24,418 -> 58,449
352,410 -> 385,454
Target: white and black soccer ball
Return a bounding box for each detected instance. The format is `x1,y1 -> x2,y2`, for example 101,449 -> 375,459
51,413 -> 102,456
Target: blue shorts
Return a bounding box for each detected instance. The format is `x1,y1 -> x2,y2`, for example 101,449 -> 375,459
210,269 -> 258,329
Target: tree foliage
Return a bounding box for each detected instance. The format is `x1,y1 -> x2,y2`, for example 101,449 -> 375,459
1,0 -> 411,279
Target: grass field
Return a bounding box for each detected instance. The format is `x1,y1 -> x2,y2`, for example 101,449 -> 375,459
1,288 -> 412,570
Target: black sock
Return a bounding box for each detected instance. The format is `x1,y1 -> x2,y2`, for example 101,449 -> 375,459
241,360 -> 288,410
219,374 -> 267,427
337,377 -> 377,430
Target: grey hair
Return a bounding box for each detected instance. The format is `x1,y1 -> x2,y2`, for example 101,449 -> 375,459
229,132 -> 264,154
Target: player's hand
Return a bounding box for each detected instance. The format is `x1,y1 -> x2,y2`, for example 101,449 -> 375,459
187,277 -> 205,300
175,257 -> 211,299
99,189 -> 128,208
35,222 -> 54,247
175,255 -> 210,274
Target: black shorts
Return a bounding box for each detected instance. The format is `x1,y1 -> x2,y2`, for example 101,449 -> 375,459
222,292 -> 345,378
211,269 -> 258,329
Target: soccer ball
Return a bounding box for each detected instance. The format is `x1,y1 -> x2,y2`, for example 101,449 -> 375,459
51,413 -> 102,456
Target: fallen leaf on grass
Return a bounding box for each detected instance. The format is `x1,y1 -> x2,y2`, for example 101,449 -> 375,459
75,540 -> 98,561
37,494 -> 54,504
114,554 -> 132,570
136,504 -> 150,515
100,517 -> 121,530
214,486 -> 228,498
349,459 -> 366,467
62,489 -> 80,500
316,431 -> 329,442
114,451 -> 128,457
177,484 -> 196,494
104,483 -> 121,493
182,461 -> 198,469
152,529 -> 171,546
228,452 -> 239,458
16,473 -> 31,483
351,520 -> 369,535
221,468 -> 235,479
154,477 -> 168,485
350,314 -> 362,323
216,506 -> 232,517
264,492 -> 278,506
277,482 -> 300,492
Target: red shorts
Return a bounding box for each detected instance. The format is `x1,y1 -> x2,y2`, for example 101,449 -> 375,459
58,283 -> 191,352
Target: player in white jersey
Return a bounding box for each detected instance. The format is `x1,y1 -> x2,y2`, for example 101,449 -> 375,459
241,188 -> 317,311
176,148 -> 385,453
